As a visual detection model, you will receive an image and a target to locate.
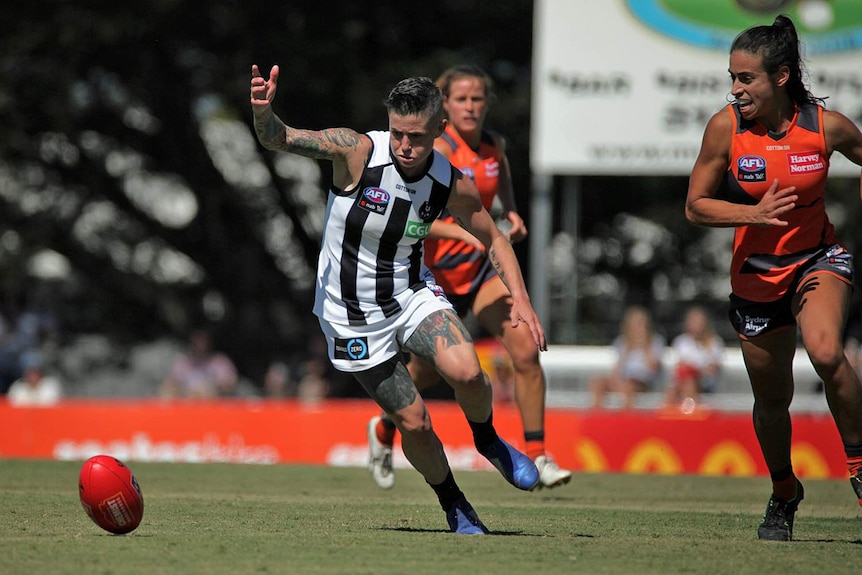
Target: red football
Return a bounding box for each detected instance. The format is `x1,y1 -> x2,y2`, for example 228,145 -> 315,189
78,455 -> 144,534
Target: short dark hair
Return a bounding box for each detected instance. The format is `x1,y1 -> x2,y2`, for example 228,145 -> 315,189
383,77 -> 443,121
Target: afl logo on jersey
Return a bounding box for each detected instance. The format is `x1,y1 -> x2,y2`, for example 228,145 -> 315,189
359,187 -> 390,215
737,155 -> 766,182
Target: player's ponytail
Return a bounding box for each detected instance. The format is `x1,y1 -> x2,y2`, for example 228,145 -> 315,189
771,15 -> 820,106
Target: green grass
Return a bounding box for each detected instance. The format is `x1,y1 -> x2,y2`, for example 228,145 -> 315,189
1,460 -> 860,575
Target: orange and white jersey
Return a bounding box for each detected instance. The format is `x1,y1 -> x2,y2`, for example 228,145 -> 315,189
424,126 -> 503,296
722,102 -> 839,302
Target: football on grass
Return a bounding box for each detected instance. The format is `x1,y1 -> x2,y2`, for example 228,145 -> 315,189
78,455 -> 144,534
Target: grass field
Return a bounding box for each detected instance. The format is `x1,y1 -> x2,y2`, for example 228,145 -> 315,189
1,459 -> 859,575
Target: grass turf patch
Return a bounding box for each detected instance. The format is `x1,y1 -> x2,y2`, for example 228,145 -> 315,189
0,460 -> 859,575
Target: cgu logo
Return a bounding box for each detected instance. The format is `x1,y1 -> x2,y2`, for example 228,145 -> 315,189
363,187 -> 390,204
738,155 -> 765,172
405,220 -> 431,239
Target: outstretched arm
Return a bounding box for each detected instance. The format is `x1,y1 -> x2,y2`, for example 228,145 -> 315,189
447,173 -> 547,351
250,64 -> 367,187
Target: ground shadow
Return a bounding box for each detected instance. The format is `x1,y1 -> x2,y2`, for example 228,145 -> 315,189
379,526 -> 594,538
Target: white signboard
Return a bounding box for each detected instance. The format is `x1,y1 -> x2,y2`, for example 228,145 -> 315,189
531,0 -> 862,176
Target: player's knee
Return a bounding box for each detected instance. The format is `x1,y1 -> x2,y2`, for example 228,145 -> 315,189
446,364 -> 485,392
504,327 -> 540,366
753,385 -> 793,412
510,357 -> 542,383
397,406 -> 433,434
808,342 -> 844,373
805,335 -> 845,375
753,399 -> 791,425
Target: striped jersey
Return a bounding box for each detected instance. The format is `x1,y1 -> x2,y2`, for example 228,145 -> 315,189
721,102 -> 838,301
313,130 -> 455,326
424,126 -> 503,296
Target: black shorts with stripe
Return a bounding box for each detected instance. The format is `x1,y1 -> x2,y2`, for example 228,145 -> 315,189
443,256 -> 498,318
728,243 -> 854,338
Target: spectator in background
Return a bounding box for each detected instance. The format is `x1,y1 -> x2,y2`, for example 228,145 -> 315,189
296,356 -> 330,405
7,351 -> 62,406
0,309 -> 58,394
263,360 -> 291,399
590,305 -> 665,410
664,306 -> 724,412
159,328 -> 238,399
263,335 -> 340,401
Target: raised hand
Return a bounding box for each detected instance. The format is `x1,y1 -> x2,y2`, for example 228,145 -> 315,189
250,64 -> 279,112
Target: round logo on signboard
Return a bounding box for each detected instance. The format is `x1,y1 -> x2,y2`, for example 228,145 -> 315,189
626,0 -> 862,54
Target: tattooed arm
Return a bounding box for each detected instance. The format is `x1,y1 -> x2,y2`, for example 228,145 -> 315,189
250,64 -> 368,189
446,172 -> 547,350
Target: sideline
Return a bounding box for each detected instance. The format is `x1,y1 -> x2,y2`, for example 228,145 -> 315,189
0,398 -> 845,478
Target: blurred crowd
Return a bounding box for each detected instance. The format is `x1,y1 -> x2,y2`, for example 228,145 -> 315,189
2,301 -> 859,411
0,308 -> 61,406
588,305 -> 724,413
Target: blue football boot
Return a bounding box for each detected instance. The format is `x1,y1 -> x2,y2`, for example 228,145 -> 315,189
446,496 -> 489,535
478,436 -> 540,491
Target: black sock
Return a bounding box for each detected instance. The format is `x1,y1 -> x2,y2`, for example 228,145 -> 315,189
380,413 -> 397,430
468,413 -> 497,452
843,441 -> 862,458
769,464 -> 793,482
428,470 -> 463,510
769,465 -> 798,501
524,430 -> 545,443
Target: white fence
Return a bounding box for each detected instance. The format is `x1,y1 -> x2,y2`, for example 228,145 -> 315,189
540,345 -> 829,412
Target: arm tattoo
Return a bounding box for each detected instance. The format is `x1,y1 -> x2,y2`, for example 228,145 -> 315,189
282,127 -> 359,160
488,247 -> 505,281
321,128 -> 361,149
403,310 -> 472,365
254,110 -> 287,150
254,113 -> 360,160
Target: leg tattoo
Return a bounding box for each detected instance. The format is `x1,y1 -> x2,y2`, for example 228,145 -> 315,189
354,356 -> 418,414
404,309 -> 472,366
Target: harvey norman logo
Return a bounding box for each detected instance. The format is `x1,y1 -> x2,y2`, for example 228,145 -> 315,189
787,151 -> 825,174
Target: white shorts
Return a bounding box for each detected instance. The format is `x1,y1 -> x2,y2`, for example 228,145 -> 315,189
317,285 -> 453,373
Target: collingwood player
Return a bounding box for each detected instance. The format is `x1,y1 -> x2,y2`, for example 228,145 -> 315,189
251,64 -> 547,534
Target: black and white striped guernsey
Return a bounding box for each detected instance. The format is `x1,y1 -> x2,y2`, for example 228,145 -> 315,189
313,131 -> 456,326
